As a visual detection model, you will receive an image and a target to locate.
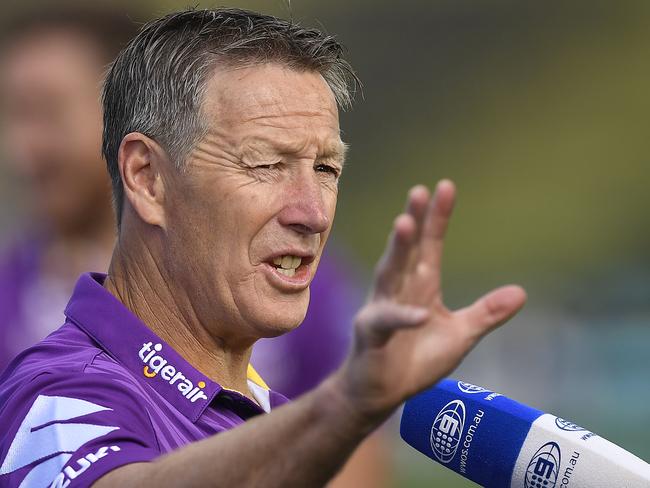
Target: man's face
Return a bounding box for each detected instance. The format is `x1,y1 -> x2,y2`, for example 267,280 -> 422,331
0,30 -> 110,233
162,64 -> 344,344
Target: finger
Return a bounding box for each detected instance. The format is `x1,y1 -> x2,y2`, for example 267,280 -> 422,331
419,179 -> 456,269
403,185 -> 431,274
458,285 -> 527,338
373,213 -> 418,297
406,185 -> 430,234
356,301 -> 429,348
373,185 -> 429,297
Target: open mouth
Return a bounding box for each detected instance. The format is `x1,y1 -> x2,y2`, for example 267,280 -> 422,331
271,255 -> 304,277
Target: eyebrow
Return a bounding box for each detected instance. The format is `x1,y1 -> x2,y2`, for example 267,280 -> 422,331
316,141 -> 349,167
243,138 -> 349,167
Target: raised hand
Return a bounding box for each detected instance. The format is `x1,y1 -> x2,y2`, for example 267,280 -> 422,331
334,180 -> 527,421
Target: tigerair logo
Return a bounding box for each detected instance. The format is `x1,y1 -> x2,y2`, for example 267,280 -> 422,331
139,342 -> 208,403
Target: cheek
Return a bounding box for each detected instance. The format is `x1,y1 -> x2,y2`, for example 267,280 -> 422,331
324,185 -> 338,224
164,213 -> 223,293
170,188 -> 257,263
328,187 -> 338,215
222,181 -> 279,226
166,172 -> 283,273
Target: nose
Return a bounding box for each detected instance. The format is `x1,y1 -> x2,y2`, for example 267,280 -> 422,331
277,168 -> 331,235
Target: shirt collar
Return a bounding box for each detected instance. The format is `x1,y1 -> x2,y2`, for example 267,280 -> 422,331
64,273 -> 285,422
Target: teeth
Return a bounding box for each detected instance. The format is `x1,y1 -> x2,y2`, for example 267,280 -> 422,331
276,267 -> 296,277
281,255 -> 293,269
273,255 -> 303,270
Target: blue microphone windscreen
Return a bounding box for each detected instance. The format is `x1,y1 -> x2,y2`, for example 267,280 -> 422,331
400,378 -> 543,487
400,379 -> 650,488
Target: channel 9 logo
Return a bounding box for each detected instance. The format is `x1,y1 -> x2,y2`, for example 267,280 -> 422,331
457,381 -> 490,394
525,441 -> 561,488
554,417 -> 587,432
430,399 -> 466,463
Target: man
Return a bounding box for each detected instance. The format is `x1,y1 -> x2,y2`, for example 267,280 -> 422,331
0,8 -> 526,487
0,7 -> 386,484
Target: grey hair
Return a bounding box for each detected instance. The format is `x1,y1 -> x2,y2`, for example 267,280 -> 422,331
101,7 -> 360,226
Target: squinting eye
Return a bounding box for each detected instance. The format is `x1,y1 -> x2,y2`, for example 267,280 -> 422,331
316,164 -> 340,178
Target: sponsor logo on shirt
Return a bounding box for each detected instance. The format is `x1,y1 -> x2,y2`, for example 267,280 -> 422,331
139,342 -> 209,403
0,395 -> 120,486
50,445 -> 121,488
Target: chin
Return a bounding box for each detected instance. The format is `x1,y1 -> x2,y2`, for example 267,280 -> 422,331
258,310 -> 306,338
246,299 -> 309,339
237,276 -> 311,339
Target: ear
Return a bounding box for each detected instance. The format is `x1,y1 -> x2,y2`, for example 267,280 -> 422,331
117,132 -> 168,228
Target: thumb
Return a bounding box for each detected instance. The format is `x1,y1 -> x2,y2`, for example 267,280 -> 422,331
458,285 -> 527,338
355,301 -> 429,348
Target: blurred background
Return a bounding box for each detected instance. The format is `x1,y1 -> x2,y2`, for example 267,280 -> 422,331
1,1 -> 649,486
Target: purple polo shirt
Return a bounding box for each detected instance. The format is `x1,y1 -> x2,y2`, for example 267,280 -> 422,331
0,272 -> 288,487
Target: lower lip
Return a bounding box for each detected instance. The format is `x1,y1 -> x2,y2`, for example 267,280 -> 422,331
262,262 -> 312,291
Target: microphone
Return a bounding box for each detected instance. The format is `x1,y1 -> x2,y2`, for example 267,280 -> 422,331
400,378 -> 650,487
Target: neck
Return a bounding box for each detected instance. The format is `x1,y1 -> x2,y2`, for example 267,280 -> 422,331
104,235 -> 254,398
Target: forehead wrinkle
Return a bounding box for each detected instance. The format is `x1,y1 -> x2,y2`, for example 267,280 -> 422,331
202,101 -> 339,151
241,107 -> 337,125
229,73 -> 336,117
214,91 -> 338,134
204,62 -> 338,118
201,69 -> 342,165
212,77 -> 336,122
239,131 -> 345,166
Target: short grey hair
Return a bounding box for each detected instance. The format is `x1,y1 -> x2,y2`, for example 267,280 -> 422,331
102,7 -> 359,226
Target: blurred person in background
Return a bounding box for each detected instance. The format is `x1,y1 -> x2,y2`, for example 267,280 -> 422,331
0,4 -> 388,486
0,5 -> 137,370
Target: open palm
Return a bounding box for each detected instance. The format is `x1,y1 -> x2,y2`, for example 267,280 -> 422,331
336,181 -> 527,420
